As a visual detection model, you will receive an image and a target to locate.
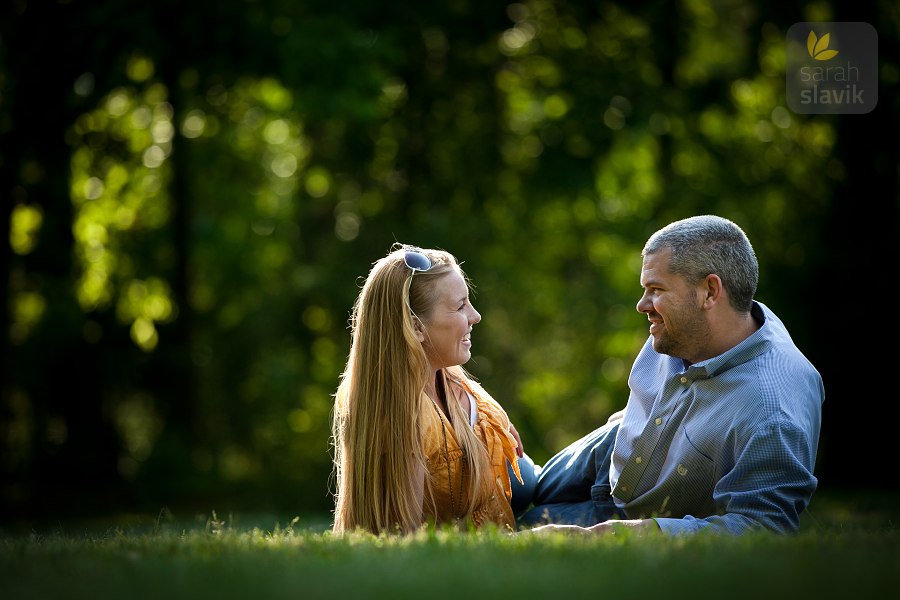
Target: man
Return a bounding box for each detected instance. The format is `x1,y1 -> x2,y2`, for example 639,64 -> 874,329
518,215 -> 824,535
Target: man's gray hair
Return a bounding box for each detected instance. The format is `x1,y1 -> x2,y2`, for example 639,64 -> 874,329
643,215 -> 758,312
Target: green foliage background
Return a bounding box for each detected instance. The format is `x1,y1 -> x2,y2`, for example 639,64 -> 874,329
1,0 -> 897,522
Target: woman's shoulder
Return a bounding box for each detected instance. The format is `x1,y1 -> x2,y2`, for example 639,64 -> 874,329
445,367 -> 494,401
446,375 -> 508,425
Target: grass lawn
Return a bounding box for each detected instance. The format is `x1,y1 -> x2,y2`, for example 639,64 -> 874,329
1,486 -> 897,599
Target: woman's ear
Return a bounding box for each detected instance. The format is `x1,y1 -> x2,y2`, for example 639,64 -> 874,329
412,313 -> 426,343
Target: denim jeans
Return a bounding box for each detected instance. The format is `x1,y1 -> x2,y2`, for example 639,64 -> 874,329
508,453 -> 540,516
516,420 -> 625,527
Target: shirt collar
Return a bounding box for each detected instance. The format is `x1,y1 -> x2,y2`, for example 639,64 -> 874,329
682,301 -> 771,379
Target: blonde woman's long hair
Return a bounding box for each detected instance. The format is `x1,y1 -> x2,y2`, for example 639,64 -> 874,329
330,244 -> 496,534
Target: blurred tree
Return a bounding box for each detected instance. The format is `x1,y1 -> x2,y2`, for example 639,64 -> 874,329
1,0 -> 897,524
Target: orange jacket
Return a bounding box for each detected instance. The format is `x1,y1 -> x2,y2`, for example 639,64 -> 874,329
420,373 -> 522,531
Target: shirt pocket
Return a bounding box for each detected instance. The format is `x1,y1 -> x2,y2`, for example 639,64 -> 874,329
654,427 -> 717,518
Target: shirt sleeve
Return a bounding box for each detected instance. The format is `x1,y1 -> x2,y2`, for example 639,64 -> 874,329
654,418 -> 818,535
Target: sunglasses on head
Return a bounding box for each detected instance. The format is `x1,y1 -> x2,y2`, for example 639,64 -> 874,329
404,249 -> 433,273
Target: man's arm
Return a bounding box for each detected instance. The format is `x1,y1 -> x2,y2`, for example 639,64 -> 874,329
655,418 -> 819,536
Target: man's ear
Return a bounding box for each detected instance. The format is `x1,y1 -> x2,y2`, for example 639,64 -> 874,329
412,313 -> 426,342
700,274 -> 723,308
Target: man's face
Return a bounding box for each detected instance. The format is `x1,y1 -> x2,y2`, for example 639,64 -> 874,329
636,247 -> 710,364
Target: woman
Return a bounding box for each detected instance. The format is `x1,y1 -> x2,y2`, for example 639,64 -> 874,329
330,244 -> 531,534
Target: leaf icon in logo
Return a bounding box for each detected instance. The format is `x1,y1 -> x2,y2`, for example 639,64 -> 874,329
807,30 -> 839,61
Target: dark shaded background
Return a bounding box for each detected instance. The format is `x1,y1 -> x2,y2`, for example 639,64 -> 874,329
1,0 -> 897,525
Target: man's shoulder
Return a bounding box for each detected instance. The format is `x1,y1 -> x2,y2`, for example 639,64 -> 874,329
754,301 -> 821,377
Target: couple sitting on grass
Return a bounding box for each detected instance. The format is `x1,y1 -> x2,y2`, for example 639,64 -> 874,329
329,215 -> 825,537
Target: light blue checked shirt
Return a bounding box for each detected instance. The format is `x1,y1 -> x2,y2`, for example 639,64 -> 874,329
610,301 -> 825,535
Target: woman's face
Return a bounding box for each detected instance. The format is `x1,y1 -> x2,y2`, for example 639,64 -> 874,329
418,269 -> 481,371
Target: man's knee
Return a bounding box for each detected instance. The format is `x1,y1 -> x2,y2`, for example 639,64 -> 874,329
509,453 -> 540,516
530,421 -> 619,505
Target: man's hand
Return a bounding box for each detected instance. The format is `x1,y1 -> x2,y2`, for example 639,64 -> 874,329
606,409 -> 625,424
508,422 -> 524,457
521,519 -> 660,536
586,519 -> 660,535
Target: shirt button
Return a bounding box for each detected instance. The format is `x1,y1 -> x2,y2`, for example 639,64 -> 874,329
680,376 -> 688,384
635,456 -> 642,464
620,485 -> 628,492
655,418 -> 662,425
